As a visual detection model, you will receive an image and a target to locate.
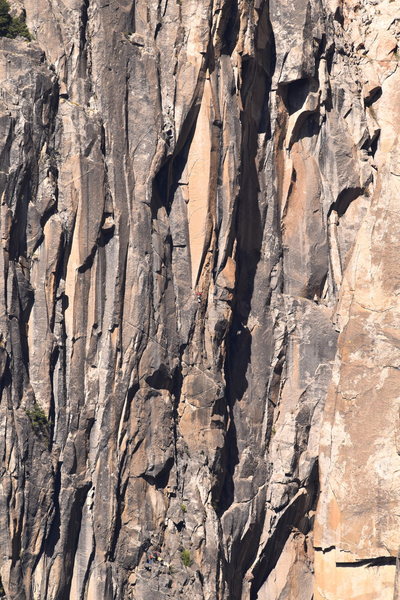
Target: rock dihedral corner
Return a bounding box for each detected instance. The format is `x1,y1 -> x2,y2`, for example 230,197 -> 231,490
0,0 -> 398,598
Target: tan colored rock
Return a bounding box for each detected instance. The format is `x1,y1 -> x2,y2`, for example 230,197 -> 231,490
0,0 -> 398,599
314,2 -> 400,598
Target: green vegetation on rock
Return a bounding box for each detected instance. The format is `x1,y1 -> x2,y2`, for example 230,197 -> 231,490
26,403 -> 50,437
0,0 -> 31,40
180,549 -> 192,568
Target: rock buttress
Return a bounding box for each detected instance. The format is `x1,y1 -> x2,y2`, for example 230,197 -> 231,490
0,0 -> 398,599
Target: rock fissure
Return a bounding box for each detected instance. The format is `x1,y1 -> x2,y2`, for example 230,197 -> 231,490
0,0 -> 399,598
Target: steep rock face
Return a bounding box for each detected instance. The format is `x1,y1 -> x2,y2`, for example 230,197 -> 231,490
0,0 -> 398,599
315,2 -> 400,599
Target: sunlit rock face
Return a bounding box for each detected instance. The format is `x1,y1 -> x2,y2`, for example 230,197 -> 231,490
0,0 -> 398,598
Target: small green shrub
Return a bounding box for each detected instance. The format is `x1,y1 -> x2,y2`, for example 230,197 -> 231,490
180,503 -> 187,513
181,549 -> 192,568
26,403 -> 50,437
0,0 -> 31,40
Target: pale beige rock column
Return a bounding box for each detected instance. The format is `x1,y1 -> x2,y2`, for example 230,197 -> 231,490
314,2 -> 400,593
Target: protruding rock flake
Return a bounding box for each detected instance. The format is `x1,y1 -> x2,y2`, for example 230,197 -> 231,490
0,0 -> 398,598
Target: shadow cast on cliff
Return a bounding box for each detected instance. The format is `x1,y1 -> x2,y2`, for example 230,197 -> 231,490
216,0 -> 276,524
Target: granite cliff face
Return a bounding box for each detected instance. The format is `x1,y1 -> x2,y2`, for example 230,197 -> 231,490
0,0 -> 399,598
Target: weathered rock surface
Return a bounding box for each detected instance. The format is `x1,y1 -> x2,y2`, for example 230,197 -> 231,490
0,0 -> 398,598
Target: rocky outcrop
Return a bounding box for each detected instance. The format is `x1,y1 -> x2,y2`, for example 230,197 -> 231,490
314,3 -> 400,599
0,0 -> 398,598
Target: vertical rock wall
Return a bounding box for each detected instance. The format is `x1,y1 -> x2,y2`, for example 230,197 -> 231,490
0,0 -> 398,598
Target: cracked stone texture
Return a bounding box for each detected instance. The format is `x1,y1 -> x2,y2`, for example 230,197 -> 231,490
0,0 -> 398,598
